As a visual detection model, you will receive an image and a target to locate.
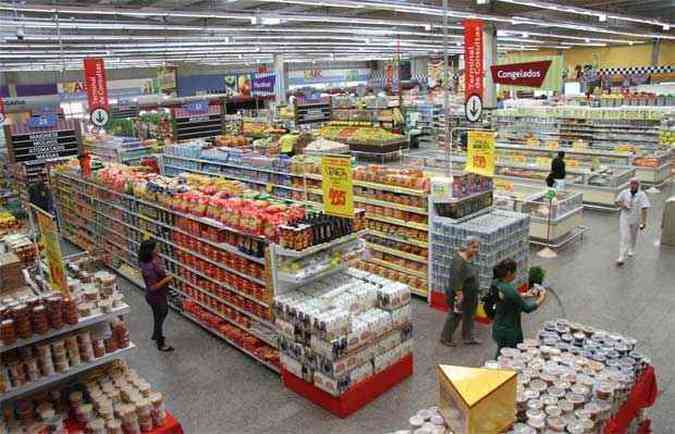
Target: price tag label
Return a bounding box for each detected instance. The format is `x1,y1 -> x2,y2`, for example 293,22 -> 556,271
266,182 -> 274,193
321,155 -> 353,218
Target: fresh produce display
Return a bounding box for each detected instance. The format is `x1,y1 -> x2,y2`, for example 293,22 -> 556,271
243,122 -> 286,137
319,124 -> 405,146
214,135 -> 249,147
304,138 -> 350,154
275,269 -> 413,397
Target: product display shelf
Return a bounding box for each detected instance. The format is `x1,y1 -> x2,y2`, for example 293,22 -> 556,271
0,304 -> 130,353
494,185 -> 586,247
429,208 -> 530,311
366,214 -> 428,231
367,230 -> 428,249
417,151 -> 635,211
366,257 -> 427,279
181,311 -> 280,373
52,171 -> 281,368
1,344 -> 136,402
364,242 -> 427,264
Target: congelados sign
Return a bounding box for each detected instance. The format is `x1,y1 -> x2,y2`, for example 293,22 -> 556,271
490,60 -> 552,87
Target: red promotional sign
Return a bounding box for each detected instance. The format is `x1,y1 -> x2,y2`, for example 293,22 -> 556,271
83,57 -> 109,111
0,97 -> 4,115
464,19 -> 484,101
490,60 -> 552,87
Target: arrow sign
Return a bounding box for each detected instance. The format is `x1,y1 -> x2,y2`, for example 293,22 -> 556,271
0,113 -> 5,126
465,94 -> 483,123
90,108 -> 110,127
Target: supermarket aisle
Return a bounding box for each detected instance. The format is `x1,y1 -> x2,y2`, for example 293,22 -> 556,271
83,188 -> 674,433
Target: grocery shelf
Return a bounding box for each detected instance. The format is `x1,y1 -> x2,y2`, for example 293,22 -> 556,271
173,289 -> 277,348
0,304 -> 130,353
0,343 -> 136,402
164,164 -> 303,192
367,230 -> 428,249
162,254 -> 270,307
366,214 -> 428,231
181,312 -> 280,374
173,274 -> 273,327
277,264 -> 348,286
410,287 -> 428,298
365,242 -> 427,264
365,258 -> 427,279
273,231 -> 364,258
353,180 -> 427,197
164,154 -> 290,176
354,196 -> 427,215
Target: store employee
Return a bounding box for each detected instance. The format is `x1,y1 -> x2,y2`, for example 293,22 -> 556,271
550,151 -> 566,188
615,178 -> 650,265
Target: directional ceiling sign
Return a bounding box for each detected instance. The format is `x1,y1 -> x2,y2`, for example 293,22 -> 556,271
465,94 -> 483,123
90,107 -> 110,127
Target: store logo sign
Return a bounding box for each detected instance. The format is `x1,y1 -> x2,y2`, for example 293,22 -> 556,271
490,61 -> 552,87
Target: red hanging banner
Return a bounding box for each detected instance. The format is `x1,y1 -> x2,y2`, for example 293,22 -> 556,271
83,57 -> 109,111
490,60 -> 552,87
463,19 -> 484,101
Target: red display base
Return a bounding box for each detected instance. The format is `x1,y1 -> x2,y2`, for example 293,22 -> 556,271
282,354 -> 413,418
429,284 -> 529,325
64,411 -> 184,434
603,366 -> 657,434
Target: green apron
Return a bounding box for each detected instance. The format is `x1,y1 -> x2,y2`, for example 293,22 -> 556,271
491,280 -> 538,357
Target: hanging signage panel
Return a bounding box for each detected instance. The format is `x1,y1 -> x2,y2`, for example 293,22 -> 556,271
4,119 -> 82,164
490,61 -> 552,87
83,57 -> 109,110
464,19 -> 484,101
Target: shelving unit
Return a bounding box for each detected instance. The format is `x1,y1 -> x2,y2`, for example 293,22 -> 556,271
85,136 -> 153,165
52,170 -> 281,374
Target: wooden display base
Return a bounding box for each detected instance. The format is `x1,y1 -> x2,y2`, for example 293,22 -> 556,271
282,354 -> 414,418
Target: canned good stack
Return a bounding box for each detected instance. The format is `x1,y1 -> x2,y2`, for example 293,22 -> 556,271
0,361 -> 168,433
487,319 -> 650,434
274,268 -> 413,397
431,209 -> 530,294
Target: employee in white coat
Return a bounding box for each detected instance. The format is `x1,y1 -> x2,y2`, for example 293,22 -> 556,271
615,178 -> 650,265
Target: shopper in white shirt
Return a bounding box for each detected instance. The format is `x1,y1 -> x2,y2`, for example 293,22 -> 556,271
615,178 -> 650,266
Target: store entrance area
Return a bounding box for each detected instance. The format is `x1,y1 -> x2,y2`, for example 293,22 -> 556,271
84,191 -> 672,433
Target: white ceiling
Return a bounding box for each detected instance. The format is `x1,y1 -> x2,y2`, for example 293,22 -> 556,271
0,0 -> 672,72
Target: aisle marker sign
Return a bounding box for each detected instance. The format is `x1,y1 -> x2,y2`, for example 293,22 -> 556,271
465,131 -> 496,177
83,57 -> 109,126
34,206 -> 69,296
321,155 -> 353,218
464,19 -> 484,101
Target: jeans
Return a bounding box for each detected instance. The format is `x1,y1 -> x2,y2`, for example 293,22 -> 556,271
147,296 -> 169,346
440,293 -> 477,343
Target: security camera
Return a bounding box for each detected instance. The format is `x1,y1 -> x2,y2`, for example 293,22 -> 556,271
16,27 -> 25,40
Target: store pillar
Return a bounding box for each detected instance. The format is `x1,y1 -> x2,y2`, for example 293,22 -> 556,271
483,23 -> 497,109
273,54 -> 288,104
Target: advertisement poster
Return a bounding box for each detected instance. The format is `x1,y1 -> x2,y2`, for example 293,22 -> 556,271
321,155 -> 354,218
463,19 -> 484,101
238,74 -> 252,97
465,131 -> 496,177
224,75 -> 238,95
252,73 -> 276,96
83,57 -> 109,110
34,207 -> 68,295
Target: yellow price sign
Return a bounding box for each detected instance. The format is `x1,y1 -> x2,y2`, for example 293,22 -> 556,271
321,155 -> 353,218
266,182 -> 274,193
35,207 -> 68,296
465,131 -> 496,177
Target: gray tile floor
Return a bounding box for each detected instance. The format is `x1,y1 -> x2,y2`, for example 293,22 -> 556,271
80,187 -> 675,434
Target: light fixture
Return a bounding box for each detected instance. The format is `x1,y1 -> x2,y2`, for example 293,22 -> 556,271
424,24 -> 431,31
598,14 -> 606,22
664,24 -> 671,31
261,17 -> 282,26
585,38 -> 590,42
521,32 -> 528,38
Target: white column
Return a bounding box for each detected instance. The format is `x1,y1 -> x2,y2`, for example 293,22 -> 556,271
483,23 -> 497,109
273,54 -> 287,104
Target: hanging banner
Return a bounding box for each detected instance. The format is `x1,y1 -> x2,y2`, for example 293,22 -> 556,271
321,155 -> 354,218
252,74 -> 276,95
224,75 -> 238,95
490,60 -> 552,87
465,130 -> 496,177
83,57 -> 109,111
463,19 -> 484,101
34,206 -> 69,295
238,74 -> 252,97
